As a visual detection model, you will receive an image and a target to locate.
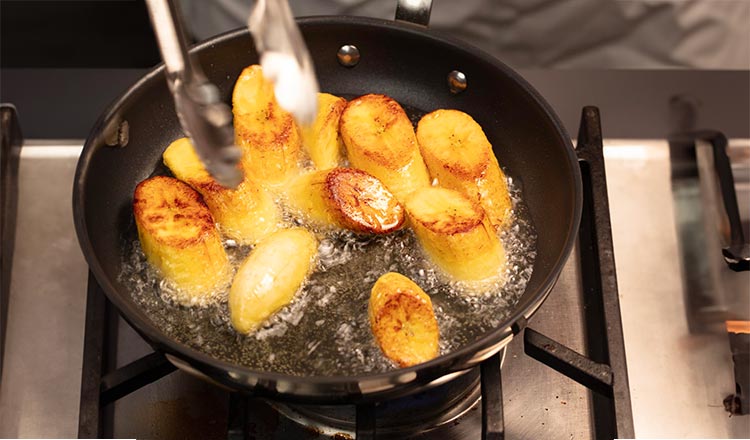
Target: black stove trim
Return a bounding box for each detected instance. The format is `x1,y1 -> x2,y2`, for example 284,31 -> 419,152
77,106 -> 634,440
0,104 -> 22,385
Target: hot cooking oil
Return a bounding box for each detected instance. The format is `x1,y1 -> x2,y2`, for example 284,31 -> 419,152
119,178 -> 536,376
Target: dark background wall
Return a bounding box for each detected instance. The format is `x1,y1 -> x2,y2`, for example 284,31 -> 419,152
1,0 -> 748,139
1,0 -> 160,68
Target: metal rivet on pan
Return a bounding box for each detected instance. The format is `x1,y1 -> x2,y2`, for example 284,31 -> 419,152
104,119 -> 129,148
448,70 -> 467,94
337,45 -> 360,67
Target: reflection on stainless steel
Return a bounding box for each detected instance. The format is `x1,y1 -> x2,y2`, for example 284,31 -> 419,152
606,140 -> 750,438
670,138 -> 750,331
0,143 -> 87,438
695,140 -> 750,317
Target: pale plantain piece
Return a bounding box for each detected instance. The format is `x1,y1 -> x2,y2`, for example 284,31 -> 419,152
301,93 -> 347,170
133,176 -> 231,305
163,137 -> 281,245
229,228 -> 318,334
369,272 -> 439,367
404,187 -> 505,284
339,94 -> 430,202
416,109 -> 512,230
285,168 -> 404,234
232,64 -> 303,186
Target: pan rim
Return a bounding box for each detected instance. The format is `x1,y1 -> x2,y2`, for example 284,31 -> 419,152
73,15 -> 582,398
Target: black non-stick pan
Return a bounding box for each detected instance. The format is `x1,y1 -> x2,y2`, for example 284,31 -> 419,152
73,15 -> 582,404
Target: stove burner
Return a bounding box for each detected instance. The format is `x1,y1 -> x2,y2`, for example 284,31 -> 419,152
275,362 -> 485,438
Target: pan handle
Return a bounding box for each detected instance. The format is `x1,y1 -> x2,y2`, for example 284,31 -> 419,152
395,0 -> 433,26
669,130 -> 749,271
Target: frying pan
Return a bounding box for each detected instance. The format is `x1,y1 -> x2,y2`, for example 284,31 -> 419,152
73,14 -> 582,404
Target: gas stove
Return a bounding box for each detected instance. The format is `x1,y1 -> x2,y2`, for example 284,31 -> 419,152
1,104 -> 748,438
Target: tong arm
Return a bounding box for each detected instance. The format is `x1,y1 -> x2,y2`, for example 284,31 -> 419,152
145,0 -> 243,188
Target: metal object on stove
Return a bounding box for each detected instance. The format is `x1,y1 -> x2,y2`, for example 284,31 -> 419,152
395,0 -> 433,26
671,131 -> 749,271
272,366 -> 483,437
144,0 -> 243,188
0,104 -> 22,382
724,321 -> 750,415
669,133 -> 750,334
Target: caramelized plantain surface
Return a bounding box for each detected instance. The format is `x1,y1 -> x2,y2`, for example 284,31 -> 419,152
340,94 -> 430,202
133,176 -> 231,305
369,272 -> 439,367
285,167 -> 404,234
301,93 -> 347,170
417,109 -> 512,230
404,186 -> 506,284
232,65 -> 303,186
163,137 -> 281,245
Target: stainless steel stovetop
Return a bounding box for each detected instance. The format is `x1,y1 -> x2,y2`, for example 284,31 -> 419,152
1,135 -> 748,438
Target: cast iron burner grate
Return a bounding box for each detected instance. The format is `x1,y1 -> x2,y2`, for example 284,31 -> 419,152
77,107 -> 634,440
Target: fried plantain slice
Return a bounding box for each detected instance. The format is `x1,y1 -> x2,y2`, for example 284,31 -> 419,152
229,228 -> 318,334
301,93 -> 347,170
417,109 -> 512,230
232,64 -> 304,186
133,176 -> 231,305
404,186 -> 505,284
339,94 -> 430,202
163,137 -> 281,245
369,272 -> 439,367
285,167 -> 404,234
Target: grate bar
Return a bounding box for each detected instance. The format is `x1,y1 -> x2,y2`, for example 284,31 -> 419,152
100,351 -> 177,406
78,272 -> 108,438
480,351 -> 504,440
524,328 -> 612,396
355,403 -> 377,439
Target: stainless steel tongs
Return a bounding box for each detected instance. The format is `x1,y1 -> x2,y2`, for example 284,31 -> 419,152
248,0 -> 319,126
144,0 -> 319,188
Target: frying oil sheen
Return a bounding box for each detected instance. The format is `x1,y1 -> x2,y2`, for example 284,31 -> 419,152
119,179 -> 537,376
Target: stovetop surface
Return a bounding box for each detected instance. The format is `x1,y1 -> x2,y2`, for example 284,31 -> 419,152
1,139 -> 748,438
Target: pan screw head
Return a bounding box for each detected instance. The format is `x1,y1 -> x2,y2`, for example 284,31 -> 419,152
337,45 -> 360,67
448,70 -> 467,94
104,119 -> 129,147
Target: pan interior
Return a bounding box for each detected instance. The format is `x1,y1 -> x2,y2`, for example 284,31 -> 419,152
78,19 -> 577,381
118,157 -> 537,375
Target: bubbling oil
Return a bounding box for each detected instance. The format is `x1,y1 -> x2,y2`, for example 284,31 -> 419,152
118,178 -> 536,376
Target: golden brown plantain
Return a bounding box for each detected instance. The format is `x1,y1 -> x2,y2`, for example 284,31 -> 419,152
404,186 -> 505,284
301,93 -> 347,170
163,137 -> 281,245
285,168 -> 404,234
339,94 -> 430,202
416,109 -> 512,230
229,228 -> 318,334
133,176 -> 231,305
232,64 -> 303,186
369,272 -> 439,367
